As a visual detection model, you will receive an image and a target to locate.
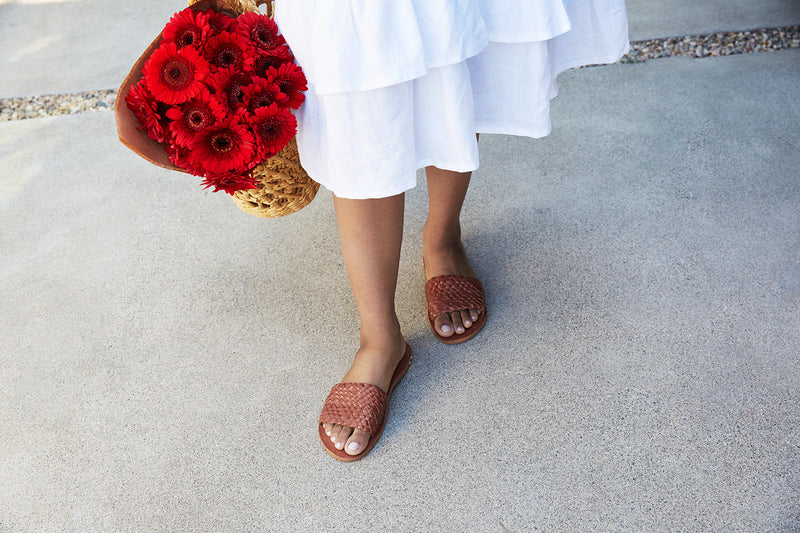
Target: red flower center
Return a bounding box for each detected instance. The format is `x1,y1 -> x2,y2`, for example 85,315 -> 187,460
219,50 -> 236,66
184,104 -> 213,131
253,26 -> 277,48
257,118 -> 282,141
177,28 -> 201,47
210,131 -> 234,153
238,14 -> 282,51
162,58 -> 194,89
222,72 -> 251,108
248,92 -> 275,112
253,56 -> 280,77
276,78 -> 293,94
211,44 -> 242,69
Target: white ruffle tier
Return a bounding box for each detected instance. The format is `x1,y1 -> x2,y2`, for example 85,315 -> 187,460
274,0 -> 630,199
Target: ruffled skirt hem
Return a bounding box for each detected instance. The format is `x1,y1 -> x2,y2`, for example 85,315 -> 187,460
287,0 -> 629,199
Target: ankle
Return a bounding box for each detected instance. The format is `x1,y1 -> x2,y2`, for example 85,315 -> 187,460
423,220 -> 462,246
422,229 -> 475,280
346,331 -> 407,388
359,335 -> 405,354
358,321 -> 404,353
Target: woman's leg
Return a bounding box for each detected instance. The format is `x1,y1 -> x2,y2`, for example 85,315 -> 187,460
322,193 -> 409,456
423,166 -> 482,338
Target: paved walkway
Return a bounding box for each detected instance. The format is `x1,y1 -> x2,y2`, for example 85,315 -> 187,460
1,1 -> 799,531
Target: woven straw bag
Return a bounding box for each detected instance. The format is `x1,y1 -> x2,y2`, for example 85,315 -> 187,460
115,0 -> 318,218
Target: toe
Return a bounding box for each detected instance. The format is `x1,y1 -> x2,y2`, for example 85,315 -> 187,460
460,309 -> 473,328
328,424 -> 341,444
338,427 -> 355,450
332,424 -> 354,450
345,428 -> 371,456
435,313 -> 455,337
449,311 -> 465,334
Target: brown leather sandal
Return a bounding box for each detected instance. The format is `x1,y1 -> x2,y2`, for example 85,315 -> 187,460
425,275 -> 487,344
318,343 -> 413,461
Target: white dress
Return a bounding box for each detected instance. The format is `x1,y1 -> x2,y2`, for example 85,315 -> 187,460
274,0 -> 630,199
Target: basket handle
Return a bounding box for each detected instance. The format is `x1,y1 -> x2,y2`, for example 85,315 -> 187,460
188,0 -> 274,17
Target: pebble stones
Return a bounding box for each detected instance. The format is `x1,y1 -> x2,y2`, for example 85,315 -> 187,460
1,25 -> 798,122
623,25 -> 800,63
1,90 -> 116,122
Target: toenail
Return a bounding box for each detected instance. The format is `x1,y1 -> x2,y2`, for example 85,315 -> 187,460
347,442 -> 361,452
335,441 -> 344,450
441,324 -> 452,333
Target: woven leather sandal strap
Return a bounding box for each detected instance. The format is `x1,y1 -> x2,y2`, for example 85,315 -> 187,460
425,275 -> 486,322
319,383 -> 388,435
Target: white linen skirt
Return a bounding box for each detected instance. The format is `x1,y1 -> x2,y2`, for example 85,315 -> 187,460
275,0 -> 630,199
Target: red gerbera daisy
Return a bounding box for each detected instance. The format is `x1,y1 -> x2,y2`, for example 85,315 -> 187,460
162,8 -> 212,49
167,142 -> 205,176
143,41 -> 210,105
252,45 -> 294,78
200,172 -> 259,195
209,67 -> 252,111
266,61 -> 307,109
125,79 -> 166,142
204,8 -> 235,35
189,114 -> 257,175
165,88 -> 227,147
241,77 -> 287,113
204,31 -> 253,72
247,102 -> 297,159
236,12 -> 284,53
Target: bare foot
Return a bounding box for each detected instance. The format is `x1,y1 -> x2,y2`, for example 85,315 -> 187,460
422,231 -> 482,339
320,335 -> 407,456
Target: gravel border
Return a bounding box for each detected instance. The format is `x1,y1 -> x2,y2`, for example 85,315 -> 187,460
2,25 -> 798,122
1,90 -> 117,122
621,25 -> 800,63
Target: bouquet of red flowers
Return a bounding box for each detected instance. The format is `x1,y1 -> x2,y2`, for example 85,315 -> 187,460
123,5 -> 307,195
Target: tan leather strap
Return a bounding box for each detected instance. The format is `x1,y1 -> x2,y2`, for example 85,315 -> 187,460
319,383 -> 388,436
425,275 -> 486,322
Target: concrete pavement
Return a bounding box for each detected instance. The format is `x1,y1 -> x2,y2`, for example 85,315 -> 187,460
1,1 -> 799,531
